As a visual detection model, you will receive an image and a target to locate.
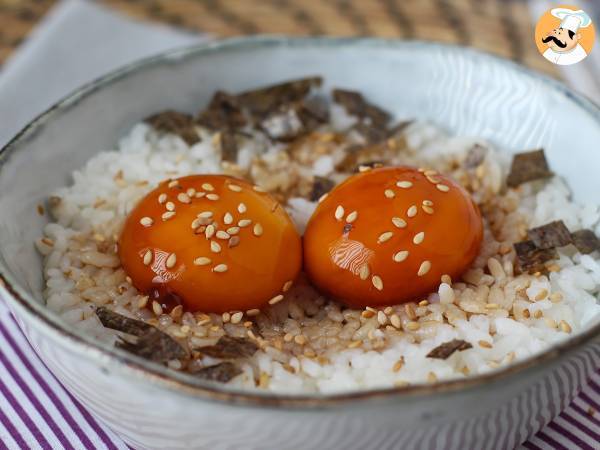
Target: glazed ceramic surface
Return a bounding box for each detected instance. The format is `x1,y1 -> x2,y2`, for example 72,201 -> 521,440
1,37 -> 599,450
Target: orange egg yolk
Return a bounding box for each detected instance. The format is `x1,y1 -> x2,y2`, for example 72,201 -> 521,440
119,175 -> 302,313
303,166 -> 483,308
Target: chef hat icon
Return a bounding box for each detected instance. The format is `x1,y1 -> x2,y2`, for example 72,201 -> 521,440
551,8 -> 592,33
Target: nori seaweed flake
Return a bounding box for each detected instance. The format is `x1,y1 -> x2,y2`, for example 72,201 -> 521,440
144,110 -> 200,146
197,336 -> 258,359
464,144 -> 488,169
192,362 -> 242,383
96,306 -> 153,337
527,220 -> 573,249
426,339 -> 472,359
571,229 -> 600,254
506,149 -> 553,187
332,88 -> 391,127
513,240 -> 558,274
309,176 -> 335,201
219,130 -> 239,162
197,90 -> 246,130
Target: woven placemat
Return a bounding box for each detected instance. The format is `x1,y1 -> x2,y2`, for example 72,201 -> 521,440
0,0 -> 558,77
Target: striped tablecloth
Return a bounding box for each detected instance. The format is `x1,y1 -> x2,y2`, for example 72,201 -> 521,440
1,1 -> 600,449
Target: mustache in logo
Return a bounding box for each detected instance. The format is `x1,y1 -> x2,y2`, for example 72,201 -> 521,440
542,35 -> 567,48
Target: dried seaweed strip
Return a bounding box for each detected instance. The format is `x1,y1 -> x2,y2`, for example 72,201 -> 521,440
527,220 -> 573,249
192,362 -> 242,383
513,240 -> 558,274
571,229 -> 600,254
298,96 -> 329,127
219,131 -> 239,162
464,144 -> 488,169
426,339 -> 472,359
145,110 -> 200,146
197,336 -> 258,359
332,88 -> 391,127
352,122 -> 389,145
197,91 -> 246,130
506,149 -> 553,187
96,307 -> 153,337
116,329 -> 187,363
309,176 -> 335,201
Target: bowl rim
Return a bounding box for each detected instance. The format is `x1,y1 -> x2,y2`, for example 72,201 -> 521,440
1,35 -> 599,409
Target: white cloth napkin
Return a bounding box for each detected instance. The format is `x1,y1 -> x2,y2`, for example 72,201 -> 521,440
0,0 -> 205,147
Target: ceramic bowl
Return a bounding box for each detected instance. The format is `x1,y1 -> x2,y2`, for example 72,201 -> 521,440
1,37 -> 599,450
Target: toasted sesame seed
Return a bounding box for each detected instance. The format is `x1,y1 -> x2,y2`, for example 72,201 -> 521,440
559,320 -> 572,333
422,200 -> 433,206
392,217 -> 407,228
227,226 -> 240,235
228,184 -> 242,192
238,219 -> 252,227
253,185 -> 266,192
198,211 -> 213,218
318,193 -> 328,203
359,264 -> 370,280
426,175 -> 442,184
404,304 -> 417,320
422,205 -> 434,214
436,184 -> 450,192
294,335 -> 307,345
406,321 -> 420,331
393,250 -> 409,262
549,292 -> 563,302
392,358 -> 405,372
161,211 -> 176,221
158,193 -> 167,204
485,303 -> 500,309
358,165 -> 371,173
213,264 -> 228,273
372,275 -> 383,291
168,180 -> 179,188
533,310 -> 543,319
390,314 -> 401,328
210,241 -> 221,253
166,201 -> 175,211
346,211 -> 358,223
384,189 -> 395,198
545,317 -> 557,328
253,223 -> 263,236
237,203 -> 247,213
142,250 -> 152,265
195,192 -> 206,198
269,294 -> 284,305
377,231 -> 393,243
140,217 -> 153,227
216,230 -> 230,240
166,253 -> 177,268
418,300 -> 429,307
396,181 -> 413,189
191,218 -> 203,229
334,205 -> 345,221
361,310 -> 375,318
223,212 -> 233,225
417,260 -> 431,276
206,194 -> 219,201
377,311 -> 388,326
186,188 -> 196,197
138,296 -> 149,308
413,231 -> 425,244
228,236 -> 240,248
222,312 -> 231,323
194,257 -> 211,266
407,205 -> 417,217
283,280 -> 293,292
523,309 -> 531,319
177,193 -> 191,204
231,312 -> 243,324
205,224 -> 215,239
246,309 -> 260,317
202,183 -> 214,191
152,301 -> 163,316
441,274 -> 452,285
534,289 -> 548,301
348,340 -> 362,349
478,340 -> 492,348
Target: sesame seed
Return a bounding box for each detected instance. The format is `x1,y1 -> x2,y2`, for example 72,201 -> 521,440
294,335 -> 307,345
407,205 -> 417,217
413,231 -> 425,244
384,189 -> 395,198
358,264 -> 370,280
384,306 -> 393,315
485,303 -> 500,309
348,340 -> 362,349
142,250 -> 152,265
478,340 -> 492,348
158,193 -> 167,204
422,205 -> 434,215
138,296 -> 148,308
533,310 -> 542,319
140,217 -> 153,227
253,185 -> 266,192
334,205 -> 345,221
227,226 -> 240,235
269,294 -> 284,305
283,333 -> 294,342
406,321 -> 420,331
206,194 -> 219,201
427,175 -> 442,184
238,203 -> 247,213
436,184 -> 450,192
318,193 -> 328,203
246,309 -> 260,317
393,250 -> 409,262
422,200 -> 433,206
210,241 -> 221,253
361,310 -> 375,319
191,218 -> 203,229
358,165 -> 371,173
202,183 -> 214,191
346,211 -> 358,223
216,230 -> 230,240
545,318 -> 558,329
418,300 -> 429,307
253,223 -> 263,236
441,274 -> 452,285
161,211 -> 175,220
282,280 -> 293,292
195,192 -> 206,199
238,219 -> 252,227
549,292 -> 563,302
168,180 -> 179,188
405,304 -> 417,320
231,312 -> 243,324
166,253 -> 177,268
166,201 -> 175,211
534,289 -> 548,301
228,236 -> 240,248
213,264 -> 228,273
223,212 -> 233,224
152,301 -> 163,316
194,257 -> 211,266
372,275 -> 383,291
222,312 -> 231,323
377,311 -> 388,326
228,184 -> 242,192
559,320 -> 572,333
198,211 -> 213,218
377,231 -> 393,243
177,193 -> 191,204
187,188 -> 196,196
392,217 -> 407,228
205,224 -> 215,239
390,314 -> 401,329
392,358 -> 404,372
417,260 -> 431,276
396,181 -> 413,189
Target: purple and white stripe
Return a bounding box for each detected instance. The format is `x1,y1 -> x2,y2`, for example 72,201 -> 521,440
0,298 -> 599,450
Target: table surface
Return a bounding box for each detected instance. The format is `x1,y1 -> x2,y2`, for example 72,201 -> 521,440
0,0 -> 558,77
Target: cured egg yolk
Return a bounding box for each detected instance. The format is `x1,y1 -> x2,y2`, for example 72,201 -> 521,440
119,175 -> 302,313
303,167 -> 483,308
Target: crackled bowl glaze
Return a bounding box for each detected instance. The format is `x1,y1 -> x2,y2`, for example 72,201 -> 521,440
1,37 -> 599,450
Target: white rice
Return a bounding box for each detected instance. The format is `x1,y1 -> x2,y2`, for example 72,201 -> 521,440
36,117 -> 600,393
